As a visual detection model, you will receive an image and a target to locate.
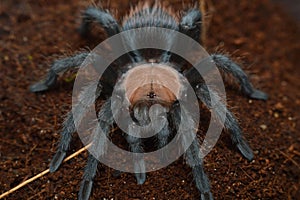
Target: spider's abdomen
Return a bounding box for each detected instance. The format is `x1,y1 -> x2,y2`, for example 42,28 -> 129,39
122,3 -> 178,31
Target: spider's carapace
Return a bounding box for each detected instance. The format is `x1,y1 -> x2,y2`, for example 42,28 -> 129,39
122,63 -> 181,106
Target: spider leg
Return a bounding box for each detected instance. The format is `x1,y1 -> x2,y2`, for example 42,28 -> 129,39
211,54 -> 268,100
30,53 -> 88,92
196,83 -> 254,161
49,82 -> 102,172
179,10 -> 267,100
185,140 -> 213,200
49,112 -> 75,172
156,119 -> 171,161
179,9 -> 202,43
126,133 -> 146,185
78,99 -> 114,200
160,9 -> 202,64
79,7 -> 120,37
78,154 -> 99,200
170,103 -> 213,200
79,7 -> 144,63
160,9 -> 202,66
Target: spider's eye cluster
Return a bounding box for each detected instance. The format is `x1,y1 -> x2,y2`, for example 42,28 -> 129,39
147,91 -> 157,99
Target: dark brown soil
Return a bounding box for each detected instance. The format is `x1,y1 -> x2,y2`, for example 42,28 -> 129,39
1,0 -> 299,199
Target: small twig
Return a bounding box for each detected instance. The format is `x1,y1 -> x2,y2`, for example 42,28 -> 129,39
0,127 -> 120,199
25,144 -> 38,167
279,150 -> 300,169
0,144 -> 91,199
199,0 -> 215,48
199,0 -> 206,46
292,150 -> 300,157
239,167 -> 255,181
0,139 -> 26,148
27,188 -> 46,200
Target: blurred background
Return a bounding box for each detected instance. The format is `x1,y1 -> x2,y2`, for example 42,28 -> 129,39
273,0 -> 300,22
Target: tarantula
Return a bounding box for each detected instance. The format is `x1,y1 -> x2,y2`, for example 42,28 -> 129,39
30,2 -> 268,200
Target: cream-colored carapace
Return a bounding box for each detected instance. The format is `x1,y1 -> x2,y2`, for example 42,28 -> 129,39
123,63 -> 182,105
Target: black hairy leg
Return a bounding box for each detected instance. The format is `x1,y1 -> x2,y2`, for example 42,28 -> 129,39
79,154 -> 99,200
156,119 -> 171,162
177,8 -> 267,102
126,134 -> 146,185
126,105 -> 149,185
49,112 -> 75,172
49,82 -> 102,172
160,8 -> 202,64
185,140 -> 213,200
211,54 -> 268,100
79,99 -> 114,200
79,7 -> 120,37
179,9 -> 202,43
196,83 -> 254,161
161,8 -> 202,66
30,53 -> 88,92
170,102 -> 212,200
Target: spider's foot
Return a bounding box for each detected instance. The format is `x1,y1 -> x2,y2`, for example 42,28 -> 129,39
248,89 -> 268,101
79,180 -> 93,200
29,81 -> 50,92
29,70 -> 57,93
200,191 -> 214,200
49,150 -> 66,172
236,139 -> 254,161
134,160 -> 146,184
135,172 -> 146,185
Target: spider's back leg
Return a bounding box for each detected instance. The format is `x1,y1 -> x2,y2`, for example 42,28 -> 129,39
79,7 -> 120,37
179,9 -> 202,44
166,8 -> 202,67
160,8 -> 202,64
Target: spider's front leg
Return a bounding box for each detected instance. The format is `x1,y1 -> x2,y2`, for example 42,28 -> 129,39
125,105 -> 149,185
79,99 -> 114,200
170,102 -> 213,200
185,140 -> 213,200
49,82 -> 102,172
156,119 -> 171,162
126,134 -> 146,185
211,54 -> 268,100
30,53 -> 88,92
196,83 -> 254,161
178,8 -> 267,101
79,154 -> 99,200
